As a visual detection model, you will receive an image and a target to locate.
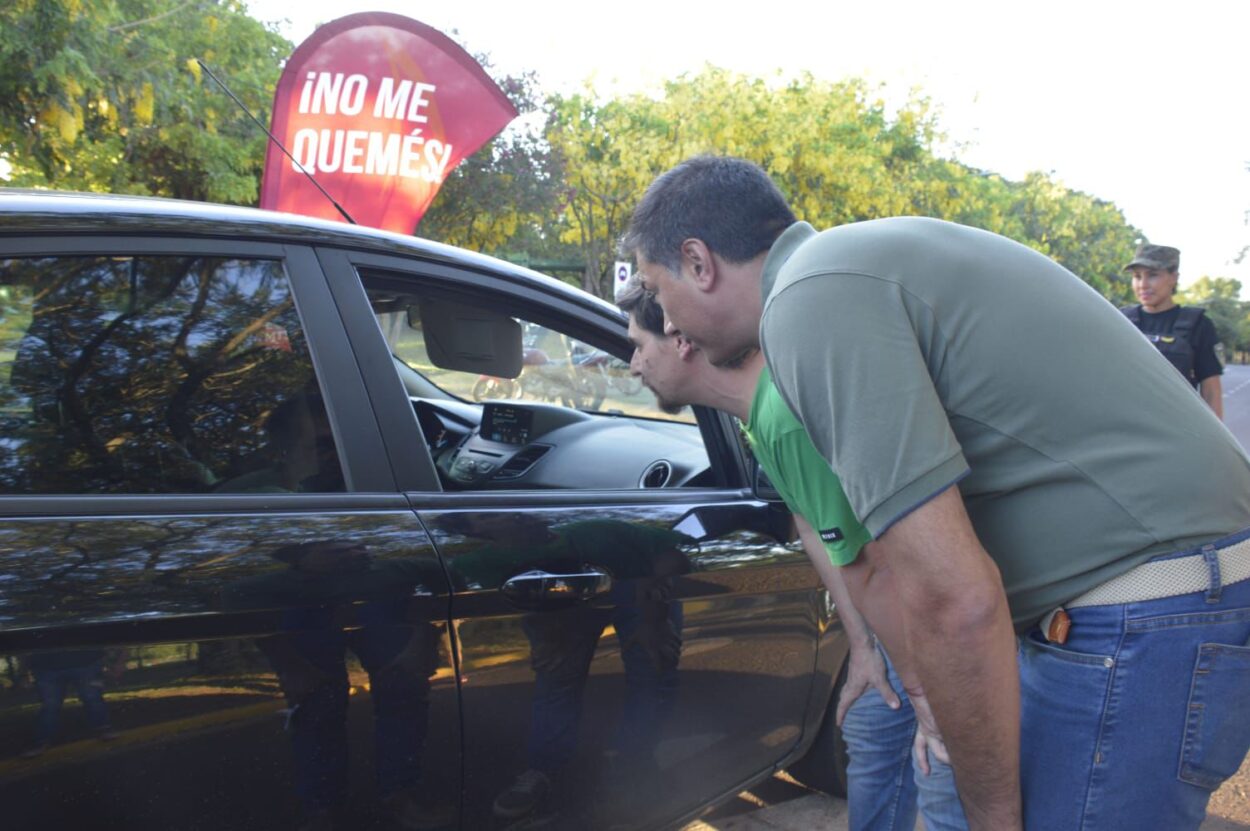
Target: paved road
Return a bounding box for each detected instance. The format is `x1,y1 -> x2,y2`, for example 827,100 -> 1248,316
681,364 -> 1250,831
1222,364 -> 1250,450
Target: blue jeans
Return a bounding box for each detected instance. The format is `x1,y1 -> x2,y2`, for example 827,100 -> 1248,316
841,650 -> 968,831
523,579 -> 682,775
268,604 -> 436,812
32,664 -> 111,744
1020,530 -> 1250,830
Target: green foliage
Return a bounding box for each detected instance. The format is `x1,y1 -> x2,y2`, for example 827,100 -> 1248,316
0,0 -> 289,203
0,254 -> 319,494
544,68 -> 1144,300
0,9 -> 1146,303
1178,276 -> 1250,355
418,68 -> 573,265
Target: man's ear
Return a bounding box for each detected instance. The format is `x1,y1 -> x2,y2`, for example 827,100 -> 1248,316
675,335 -> 697,360
680,239 -> 716,292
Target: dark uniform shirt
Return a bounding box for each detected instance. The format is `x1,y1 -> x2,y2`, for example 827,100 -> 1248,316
1126,305 -> 1222,387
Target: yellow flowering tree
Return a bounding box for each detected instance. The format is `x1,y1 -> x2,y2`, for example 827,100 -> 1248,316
0,0 -> 288,203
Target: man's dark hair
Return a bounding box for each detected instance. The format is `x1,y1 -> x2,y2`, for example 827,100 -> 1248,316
620,155 -> 797,272
616,275 -> 666,337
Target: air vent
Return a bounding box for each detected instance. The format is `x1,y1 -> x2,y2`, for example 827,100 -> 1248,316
493,444 -> 552,479
639,460 -> 673,489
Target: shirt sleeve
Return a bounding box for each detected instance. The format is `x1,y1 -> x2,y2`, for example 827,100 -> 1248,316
767,429 -> 873,566
761,272 -> 969,539
1191,313 -> 1223,382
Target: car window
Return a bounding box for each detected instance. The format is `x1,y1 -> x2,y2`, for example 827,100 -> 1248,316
378,309 -> 690,423
365,278 -> 713,490
0,255 -> 344,495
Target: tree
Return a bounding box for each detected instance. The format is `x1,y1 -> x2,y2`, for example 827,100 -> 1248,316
417,68 -> 572,266
1,12 -> 1146,303
994,172 -> 1139,300
0,0 -> 289,203
1178,276 -> 1250,356
543,68 -> 1143,301
545,89 -> 691,297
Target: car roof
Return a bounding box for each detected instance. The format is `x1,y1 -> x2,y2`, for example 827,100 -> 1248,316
0,188 -> 621,320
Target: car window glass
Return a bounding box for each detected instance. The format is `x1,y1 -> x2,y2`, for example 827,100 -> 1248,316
379,309 -> 690,423
0,255 -> 344,495
367,281 -> 713,490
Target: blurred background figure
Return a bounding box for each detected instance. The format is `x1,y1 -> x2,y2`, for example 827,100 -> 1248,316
20,648 -> 124,758
1121,244 -> 1225,419
223,540 -> 448,831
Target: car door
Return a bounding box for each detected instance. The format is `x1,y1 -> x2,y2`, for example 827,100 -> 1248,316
0,236 -> 459,830
322,248 -> 827,830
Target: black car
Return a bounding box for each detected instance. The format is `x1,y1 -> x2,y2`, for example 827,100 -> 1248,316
0,190 -> 850,831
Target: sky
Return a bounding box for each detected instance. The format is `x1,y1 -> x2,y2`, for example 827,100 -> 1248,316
251,1 -> 1249,290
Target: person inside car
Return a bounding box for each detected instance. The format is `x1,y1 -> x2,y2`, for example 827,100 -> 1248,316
211,391 -> 344,494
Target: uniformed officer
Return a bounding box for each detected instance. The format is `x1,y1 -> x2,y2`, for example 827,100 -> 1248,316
1120,243 -> 1224,419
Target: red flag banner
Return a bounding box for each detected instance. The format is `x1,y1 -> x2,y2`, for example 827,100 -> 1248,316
259,12 -> 518,233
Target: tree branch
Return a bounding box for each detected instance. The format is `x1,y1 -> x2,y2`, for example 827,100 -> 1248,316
108,1 -> 206,33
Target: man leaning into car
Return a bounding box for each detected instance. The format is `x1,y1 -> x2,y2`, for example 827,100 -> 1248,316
625,154 -> 1250,831
618,278 -> 968,831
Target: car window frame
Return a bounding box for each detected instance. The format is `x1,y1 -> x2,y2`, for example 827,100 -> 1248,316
0,235 -> 400,508
320,247 -> 752,497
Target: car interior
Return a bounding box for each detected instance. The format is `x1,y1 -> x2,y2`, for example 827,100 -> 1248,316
365,281 -> 715,492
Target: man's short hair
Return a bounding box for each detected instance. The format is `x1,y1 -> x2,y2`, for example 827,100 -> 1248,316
620,155 -> 797,273
616,276 -> 666,337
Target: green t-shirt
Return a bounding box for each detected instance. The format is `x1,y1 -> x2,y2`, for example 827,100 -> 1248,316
745,367 -> 872,566
760,218 -> 1250,627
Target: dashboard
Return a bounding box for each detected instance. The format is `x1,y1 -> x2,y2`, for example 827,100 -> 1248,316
413,398 -> 712,490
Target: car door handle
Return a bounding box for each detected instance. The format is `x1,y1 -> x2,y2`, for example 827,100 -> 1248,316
501,567 -> 613,607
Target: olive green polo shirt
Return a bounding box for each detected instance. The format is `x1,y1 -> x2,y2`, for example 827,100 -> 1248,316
744,366 -> 872,566
759,218 -> 1250,627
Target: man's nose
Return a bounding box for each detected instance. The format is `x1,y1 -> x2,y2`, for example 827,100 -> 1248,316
629,351 -> 642,376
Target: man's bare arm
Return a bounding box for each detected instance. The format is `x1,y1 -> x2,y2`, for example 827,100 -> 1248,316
843,485 -> 1021,831
792,514 -> 899,722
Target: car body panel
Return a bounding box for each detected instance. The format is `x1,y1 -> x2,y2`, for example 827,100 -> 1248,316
420,497 -> 819,829
0,503 -> 457,830
0,191 -> 847,830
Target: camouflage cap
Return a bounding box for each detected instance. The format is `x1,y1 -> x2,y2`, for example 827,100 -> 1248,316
1124,243 -> 1180,272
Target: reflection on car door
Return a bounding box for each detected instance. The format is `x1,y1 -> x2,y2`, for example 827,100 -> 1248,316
420,497 -> 819,830
0,506 -> 456,831
0,241 -> 459,831
322,249 -> 830,829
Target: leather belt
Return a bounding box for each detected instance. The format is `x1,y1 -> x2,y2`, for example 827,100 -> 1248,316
1067,536 -> 1250,609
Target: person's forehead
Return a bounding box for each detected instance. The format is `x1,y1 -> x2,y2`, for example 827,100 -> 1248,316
627,314 -> 658,346
626,315 -> 643,341
636,257 -> 666,289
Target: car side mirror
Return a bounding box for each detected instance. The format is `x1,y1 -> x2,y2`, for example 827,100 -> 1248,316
752,464 -> 785,503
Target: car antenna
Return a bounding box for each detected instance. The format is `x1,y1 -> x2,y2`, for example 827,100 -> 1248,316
195,58 -> 356,225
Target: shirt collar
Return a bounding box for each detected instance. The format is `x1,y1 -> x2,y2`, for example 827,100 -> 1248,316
761,221 -> 816,301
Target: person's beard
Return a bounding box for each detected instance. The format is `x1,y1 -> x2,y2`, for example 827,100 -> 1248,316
645,381 -> 687,416
656,394 -> 686,416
